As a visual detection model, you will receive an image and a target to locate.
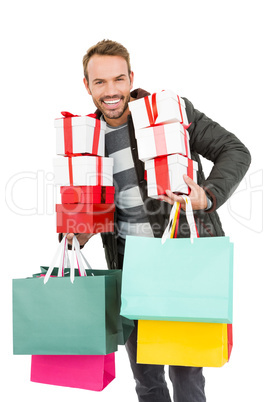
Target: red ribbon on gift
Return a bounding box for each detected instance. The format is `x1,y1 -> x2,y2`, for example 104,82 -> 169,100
143,93 -> 191,159
144,93 -> 158,125
92,118 -> 101,155
96,156 -> 103,186
144,92 -> 187,126
152,123 -> 190,158
154,156 -> 171,195
177,95 -> 185,125
182,125 -> 190,158
61,111 -> 101,156
187,158 -> 193,185
68,157 -> 74,186
153,156 -> 194,196
66,155 -> 103,186
153,125 -> 168,156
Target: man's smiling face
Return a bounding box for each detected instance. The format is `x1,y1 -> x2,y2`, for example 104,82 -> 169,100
84,54 -> 134,127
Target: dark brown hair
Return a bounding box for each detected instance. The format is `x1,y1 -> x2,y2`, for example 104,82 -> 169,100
83,39 -> 131,83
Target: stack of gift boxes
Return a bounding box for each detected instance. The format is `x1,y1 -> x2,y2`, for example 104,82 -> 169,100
129,90 -> 198,197
53,112 -> 115,234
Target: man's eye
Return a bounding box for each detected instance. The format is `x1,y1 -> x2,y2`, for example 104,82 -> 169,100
95,81 -> 103,85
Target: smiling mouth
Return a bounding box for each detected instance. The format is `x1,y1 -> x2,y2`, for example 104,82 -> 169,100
101,96 -> 124,109
103,99 -> 121,105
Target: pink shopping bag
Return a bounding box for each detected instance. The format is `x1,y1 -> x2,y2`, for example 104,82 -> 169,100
31,353 -> 115,391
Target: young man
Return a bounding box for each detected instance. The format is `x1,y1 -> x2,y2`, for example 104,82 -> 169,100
66,39 -> 251,402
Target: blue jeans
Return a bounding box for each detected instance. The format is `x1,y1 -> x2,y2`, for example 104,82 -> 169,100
125,322 -> 206,402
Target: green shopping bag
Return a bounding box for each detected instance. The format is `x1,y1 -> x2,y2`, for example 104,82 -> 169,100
13,236 -> 124,355
120,197 -> 233,323
112,270 -> 135,345
37,267 -> 134,347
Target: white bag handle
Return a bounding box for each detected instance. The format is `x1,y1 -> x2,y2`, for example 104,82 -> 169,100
161,202 -> 179,244
59,238 -> 71,276
44,235 -> 68,284
70,235 -> 87,282
44,235 -> 94,284
80,250 -> 93,271
182,195 -> 198,240
62,243 -> 71,275
161,196 -> 198,244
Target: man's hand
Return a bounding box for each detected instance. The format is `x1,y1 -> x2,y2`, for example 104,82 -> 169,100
158,174 -> 208,210
64,233 -> 95,247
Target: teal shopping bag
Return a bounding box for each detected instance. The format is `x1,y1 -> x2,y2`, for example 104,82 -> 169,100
13,236 -> 125,355
120,198 -> 233,324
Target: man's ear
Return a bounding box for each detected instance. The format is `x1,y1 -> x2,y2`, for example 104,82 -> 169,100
83,77 -> 91,95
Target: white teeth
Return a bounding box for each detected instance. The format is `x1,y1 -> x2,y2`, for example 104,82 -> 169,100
104,99 -> 120,104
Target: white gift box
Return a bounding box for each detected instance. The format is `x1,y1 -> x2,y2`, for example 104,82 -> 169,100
145,154 -> 198,198
53,156 -> 113,186
129,90 -> 188,130
55,115 -> 106,156
135,122 -> 191,161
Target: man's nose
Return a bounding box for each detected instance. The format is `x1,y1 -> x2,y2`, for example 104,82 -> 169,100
104,81 -> 118,97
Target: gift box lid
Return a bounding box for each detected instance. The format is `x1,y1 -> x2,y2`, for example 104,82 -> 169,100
53,155 -> 114,167
135,121 -> 189,140
129,90 -> 186,111
145,154 -> 198,170
54,115 -> 106,131
56,203 -> 115,213
60,186 -> 115,195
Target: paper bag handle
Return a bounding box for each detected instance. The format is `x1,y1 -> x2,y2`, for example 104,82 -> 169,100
70,235 -> 88,282
44,235 -> 92,284
161,196 -> 199,244
44,235 -> 68,283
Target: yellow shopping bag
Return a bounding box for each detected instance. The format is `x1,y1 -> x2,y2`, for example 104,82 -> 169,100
137,320 -> 232,367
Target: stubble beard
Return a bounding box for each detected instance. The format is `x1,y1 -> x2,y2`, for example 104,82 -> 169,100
93,93 -> 131,121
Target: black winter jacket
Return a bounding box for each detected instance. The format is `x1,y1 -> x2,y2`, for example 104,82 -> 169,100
98,88 -> 251,269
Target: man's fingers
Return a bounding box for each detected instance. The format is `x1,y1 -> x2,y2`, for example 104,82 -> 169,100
158,191 -> 185,207
183,174 -> 196,189
164,190 -> 184,203
158,194 -> 174,205
62,233 -> 75,245
66,233 -> 74,241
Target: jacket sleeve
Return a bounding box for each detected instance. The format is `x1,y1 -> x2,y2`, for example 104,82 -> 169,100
184,97 -> 251,211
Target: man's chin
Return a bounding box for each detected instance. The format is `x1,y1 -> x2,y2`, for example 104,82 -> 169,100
102,106 -> 127,121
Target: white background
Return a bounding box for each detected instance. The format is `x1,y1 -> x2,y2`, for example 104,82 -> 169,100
1,0 -> 267,400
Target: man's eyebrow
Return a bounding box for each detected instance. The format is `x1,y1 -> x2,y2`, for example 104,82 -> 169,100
92,74 -> 127,83
92,78 -> 104,83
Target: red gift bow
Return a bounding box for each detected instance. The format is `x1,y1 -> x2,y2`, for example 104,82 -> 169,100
143,92 -> 186,126
60,111 -> 101,156
66,155 -> 103,187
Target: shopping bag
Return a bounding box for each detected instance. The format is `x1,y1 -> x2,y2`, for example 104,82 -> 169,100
118,315 -> 135,345
31,353 -> 115,391
38,236 -> 134,345
120,197 -> 233,323
13,236 -> 121,355
137,320 -> 233,367
37,268 -> 134,347
38,243 -> 134,347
